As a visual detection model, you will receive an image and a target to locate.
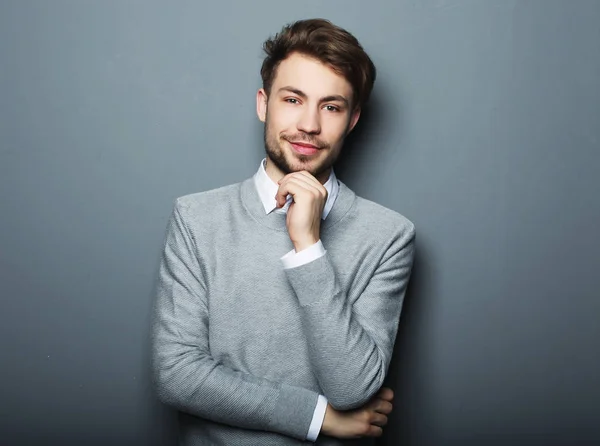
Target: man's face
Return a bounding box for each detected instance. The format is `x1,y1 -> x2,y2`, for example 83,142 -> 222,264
257,52 -> 361,183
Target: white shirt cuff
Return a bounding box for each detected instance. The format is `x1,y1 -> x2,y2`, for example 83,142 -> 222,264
281,240 -> 326,269
306,395 -> 328,442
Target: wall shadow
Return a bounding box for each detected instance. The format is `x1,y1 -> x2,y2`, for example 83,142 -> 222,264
334,85 -> 438,445
334,89 -> 394,180
377,233 -> 439,446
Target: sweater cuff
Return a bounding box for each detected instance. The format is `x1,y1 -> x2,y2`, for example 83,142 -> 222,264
306,395 -> 328,441
280,240 -> 326,269
269,384 -> 320,440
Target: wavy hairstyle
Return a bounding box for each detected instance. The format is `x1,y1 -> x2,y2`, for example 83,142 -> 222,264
260,19 -> 376,109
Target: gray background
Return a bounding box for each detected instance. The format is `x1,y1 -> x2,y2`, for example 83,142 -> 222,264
1,1 -> 599,445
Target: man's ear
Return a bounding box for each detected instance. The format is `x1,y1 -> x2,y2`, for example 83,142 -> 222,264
256,88 -> 268,122
347,107 -> 362,133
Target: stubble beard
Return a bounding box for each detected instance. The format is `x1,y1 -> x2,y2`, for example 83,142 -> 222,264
263,113 -> 342,180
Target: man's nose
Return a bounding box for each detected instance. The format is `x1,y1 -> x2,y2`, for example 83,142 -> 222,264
297,107 -> 321,134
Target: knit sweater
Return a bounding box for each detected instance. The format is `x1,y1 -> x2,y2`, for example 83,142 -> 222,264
152,177 -> 415,445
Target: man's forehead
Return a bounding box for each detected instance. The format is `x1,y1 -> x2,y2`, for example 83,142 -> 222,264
272,53 -> 353,98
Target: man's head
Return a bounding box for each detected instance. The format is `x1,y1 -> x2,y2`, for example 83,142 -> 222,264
256,19 -> 376,183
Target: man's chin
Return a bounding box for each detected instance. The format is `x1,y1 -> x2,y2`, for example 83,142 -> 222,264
288,160 -> 332,180
266,148 -> 329,178
286,157 -> 319,172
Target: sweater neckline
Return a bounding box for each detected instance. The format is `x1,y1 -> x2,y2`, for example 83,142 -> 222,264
240,176 -> 356,232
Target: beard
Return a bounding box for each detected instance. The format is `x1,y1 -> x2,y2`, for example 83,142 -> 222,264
263,112 -> 344,180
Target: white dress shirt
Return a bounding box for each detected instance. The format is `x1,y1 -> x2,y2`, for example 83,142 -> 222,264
253,159 -> 337,441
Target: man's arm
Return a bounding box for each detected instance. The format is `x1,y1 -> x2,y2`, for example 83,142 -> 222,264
151,202 -> 319,440
286,234 -> 414,410
276,172 -> 416,410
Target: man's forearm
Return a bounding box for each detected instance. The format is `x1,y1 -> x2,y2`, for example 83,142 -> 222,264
152,333 -> 318,440
284,230 -> 415,410
277,170 -> 415,410
153,203 -> 319,441
286,255 -> 388,409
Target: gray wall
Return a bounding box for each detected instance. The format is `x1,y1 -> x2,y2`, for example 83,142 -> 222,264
1,1 -> 599,445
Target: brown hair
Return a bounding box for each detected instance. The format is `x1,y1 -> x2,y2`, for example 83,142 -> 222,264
260,19 -> 376,109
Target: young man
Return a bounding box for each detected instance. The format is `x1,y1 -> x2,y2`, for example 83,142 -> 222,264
152,19 -> 415,445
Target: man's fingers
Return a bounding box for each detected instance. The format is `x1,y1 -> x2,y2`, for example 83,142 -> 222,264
295,171 -> 328,201
278,173 -> 324,196
278,171 -> 327,194
377,387 -> 394,402
285,175 -> 322,194
275,177 -> 307,205
368,411 -> 388,427
357,420 -> 384,438
278,169 -> 320,183
373,399 -> 393,415
366,425 -> 384,438
276,177 -> 321,202
294,170 -> 327,189
275,176 -> 325,206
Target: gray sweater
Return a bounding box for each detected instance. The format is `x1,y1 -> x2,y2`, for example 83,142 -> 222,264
152,177 -> 415,445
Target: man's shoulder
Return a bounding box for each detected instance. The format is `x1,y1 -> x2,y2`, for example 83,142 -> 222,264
173,181 -> 242,215
352,193 -> 415,239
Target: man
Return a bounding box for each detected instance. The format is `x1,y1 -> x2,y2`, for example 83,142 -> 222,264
152,18 -> 415,445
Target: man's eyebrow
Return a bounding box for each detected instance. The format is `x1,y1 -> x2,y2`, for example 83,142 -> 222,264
277,86 -> 350,107
320,95 -> 349,107
278,86 -> 307,99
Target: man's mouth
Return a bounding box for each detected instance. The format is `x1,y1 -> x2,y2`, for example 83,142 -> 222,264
288,141 -> 320,155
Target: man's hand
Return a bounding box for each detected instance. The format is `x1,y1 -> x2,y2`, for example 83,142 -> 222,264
320,387 -> 394,439
276,171 -> 328,252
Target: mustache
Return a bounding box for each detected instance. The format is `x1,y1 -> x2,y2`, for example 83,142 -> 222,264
281,133 -> 328,149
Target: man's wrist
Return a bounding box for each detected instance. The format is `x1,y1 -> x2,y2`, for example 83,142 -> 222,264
293,236 -> 320,253
320,403 -> 337,437
281,240 -> 325,269
306,395 -> 328,442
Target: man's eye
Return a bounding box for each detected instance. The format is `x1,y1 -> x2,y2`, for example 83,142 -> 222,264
325,105 -> 339,112
285,98 -> 299,104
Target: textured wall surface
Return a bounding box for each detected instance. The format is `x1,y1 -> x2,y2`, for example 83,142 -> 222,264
1,1 -> 599,445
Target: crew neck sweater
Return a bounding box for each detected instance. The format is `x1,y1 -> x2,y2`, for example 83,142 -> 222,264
152,176 -> 415,445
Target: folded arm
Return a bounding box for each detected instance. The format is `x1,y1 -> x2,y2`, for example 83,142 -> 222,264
284,225 -> 416,410
151,203 -> 320,440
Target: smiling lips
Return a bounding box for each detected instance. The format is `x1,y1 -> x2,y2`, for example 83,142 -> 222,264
288,141 -> 320,156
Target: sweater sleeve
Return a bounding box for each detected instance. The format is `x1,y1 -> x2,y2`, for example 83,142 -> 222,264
151,203 -> 319,440
283,222 -> 416,410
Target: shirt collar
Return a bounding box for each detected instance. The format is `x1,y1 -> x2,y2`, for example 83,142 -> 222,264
253,158 -> 339,219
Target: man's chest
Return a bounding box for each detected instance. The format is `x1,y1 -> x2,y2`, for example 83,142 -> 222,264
195,227 -> 377,378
